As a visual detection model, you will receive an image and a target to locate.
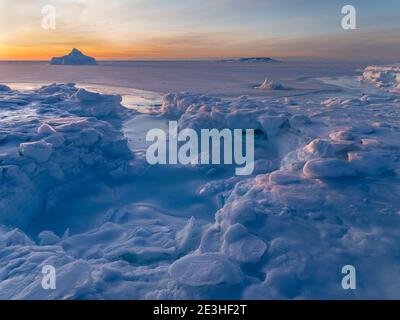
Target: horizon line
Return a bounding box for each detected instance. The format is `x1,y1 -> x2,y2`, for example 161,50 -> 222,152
0,57 -> 394,62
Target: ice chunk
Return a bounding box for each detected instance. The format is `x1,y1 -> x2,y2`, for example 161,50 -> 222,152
269,171 -> 301,185
3,229 -> 34,246
44,133 -> 65,148
303,158 -> 356,179
303,139 -> 354,158
290,114 -> 312,126
38,230 -> 61,245
348,151 -> 395,176
0,84 -> 11,92
20,141 -> 53,163
161,92 -> 218,117
223,224 -> 267,263
176,217 -> 197,253
259,78 -> 285,90
74,88 -> 103,102
79,128 -> 102,147
258,115 -> 290,136
0,165 -> 26,182
169,253 -> 242,287
71,88 -> 122,117
329,129 -> 354,141
37,123 -> 57,136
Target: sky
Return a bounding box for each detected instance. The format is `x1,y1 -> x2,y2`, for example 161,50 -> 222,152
0,0 -> 399,60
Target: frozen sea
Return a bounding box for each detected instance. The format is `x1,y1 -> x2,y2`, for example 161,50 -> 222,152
0,60 -> 399,299
0,59 -> 371,96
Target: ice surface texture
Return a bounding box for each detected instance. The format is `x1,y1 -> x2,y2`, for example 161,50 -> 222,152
1,63 -> 400,299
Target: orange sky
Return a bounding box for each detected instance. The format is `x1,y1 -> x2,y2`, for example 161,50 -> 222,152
1,0 -> 400,61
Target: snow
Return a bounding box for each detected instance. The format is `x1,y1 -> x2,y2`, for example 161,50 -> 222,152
0,60 -> 400,299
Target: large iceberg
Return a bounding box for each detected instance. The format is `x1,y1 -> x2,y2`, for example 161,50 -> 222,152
50,48 -> 97,66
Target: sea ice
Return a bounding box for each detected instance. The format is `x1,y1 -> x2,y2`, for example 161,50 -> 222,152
0,61 -> 400,299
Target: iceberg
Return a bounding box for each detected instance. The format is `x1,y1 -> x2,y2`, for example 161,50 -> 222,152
50,48 -> 97,65
258,78 -> 285,90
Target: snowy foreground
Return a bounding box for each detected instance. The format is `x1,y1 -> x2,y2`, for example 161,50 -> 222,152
1,64 -> 400,299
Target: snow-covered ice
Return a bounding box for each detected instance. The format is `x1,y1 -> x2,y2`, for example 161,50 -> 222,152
362,64 -> 400,93
0,61 -> 400,299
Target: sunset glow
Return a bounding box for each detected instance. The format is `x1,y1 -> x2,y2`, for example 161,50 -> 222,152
1,0 -> 400,60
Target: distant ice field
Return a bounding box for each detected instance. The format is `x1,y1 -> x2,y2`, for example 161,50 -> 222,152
0,60 -> 371,97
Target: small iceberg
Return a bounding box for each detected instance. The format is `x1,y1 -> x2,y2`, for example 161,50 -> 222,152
50,48 -> 97,65
362,64 -> 400,93
258,78 -> 285,90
